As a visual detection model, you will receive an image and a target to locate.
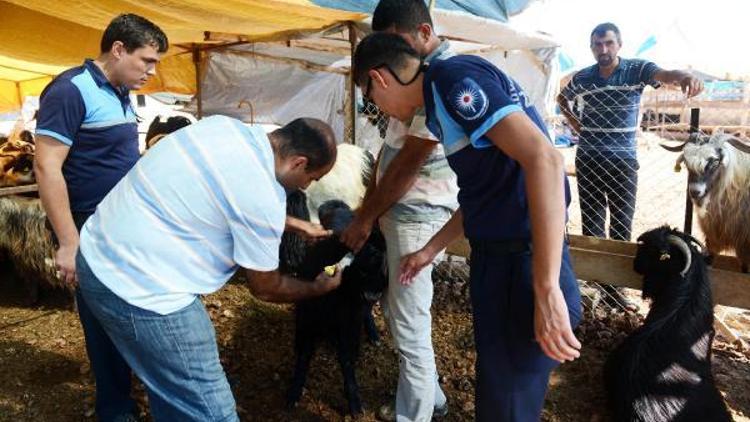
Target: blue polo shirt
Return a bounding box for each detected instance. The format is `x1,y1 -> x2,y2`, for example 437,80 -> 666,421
560,58 -> 661,160
423,55 -> 571,240
36,59 -> 139,213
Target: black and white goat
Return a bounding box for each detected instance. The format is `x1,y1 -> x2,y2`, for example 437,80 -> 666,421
604,226 -> 732,422
282,195 -> 387,415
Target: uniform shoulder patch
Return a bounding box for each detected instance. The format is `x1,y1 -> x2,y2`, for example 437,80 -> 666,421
448,77 -> 489,121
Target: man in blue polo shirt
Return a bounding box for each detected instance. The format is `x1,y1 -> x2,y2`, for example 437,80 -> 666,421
34,14 -> 167,421
557,22 -> 702,308
353,33 -> 582,421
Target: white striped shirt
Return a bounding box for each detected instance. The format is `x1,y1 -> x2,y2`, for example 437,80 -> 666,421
80,116 -> 286,315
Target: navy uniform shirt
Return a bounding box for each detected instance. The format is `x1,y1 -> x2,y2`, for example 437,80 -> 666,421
36,59 -> 139,213
423,55 -> 571,240
560,58 -> 660,160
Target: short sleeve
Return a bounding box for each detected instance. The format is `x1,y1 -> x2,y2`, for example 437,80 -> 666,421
559,76 -> 578,102
229,206 -> 285,272
638,60 -> 662,88
430,58 -> 524,146
35,81 -> 85,146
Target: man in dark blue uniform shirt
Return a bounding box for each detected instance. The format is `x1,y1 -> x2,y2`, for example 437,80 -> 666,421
34,14 -> 167,421
352,33 -> 582,421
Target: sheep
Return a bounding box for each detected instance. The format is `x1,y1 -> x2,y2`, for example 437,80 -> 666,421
662,130 -> 750,269
304,143 -> 374,223
604,226 -> 732,422
282,195 -> 387,416
0,197 -> 59,302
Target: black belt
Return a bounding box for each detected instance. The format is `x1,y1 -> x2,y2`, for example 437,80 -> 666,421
469,239 -> 532,254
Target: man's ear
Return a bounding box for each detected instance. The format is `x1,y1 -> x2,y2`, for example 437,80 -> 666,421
416,23 -> 433,43
369,68 -> 388,90
291,155 -> 308,171
111,40 -> 126,60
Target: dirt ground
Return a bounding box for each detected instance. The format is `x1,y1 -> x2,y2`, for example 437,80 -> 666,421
1,260 -> 749,422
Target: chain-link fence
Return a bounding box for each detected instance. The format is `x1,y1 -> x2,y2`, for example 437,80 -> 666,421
358,75 -> 750,340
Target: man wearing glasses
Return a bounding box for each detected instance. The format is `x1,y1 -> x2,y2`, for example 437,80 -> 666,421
340,1 -> 457,420
352,32 -> 582,422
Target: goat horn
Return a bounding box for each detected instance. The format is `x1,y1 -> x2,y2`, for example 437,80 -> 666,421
666,234 -> 692,277
727,136 -> 750,154
660,142 -> 687,152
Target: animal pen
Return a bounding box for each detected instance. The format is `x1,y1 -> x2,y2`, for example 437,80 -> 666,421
2,2 -> 750,420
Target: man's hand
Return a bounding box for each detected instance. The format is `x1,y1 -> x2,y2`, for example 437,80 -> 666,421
340,214 -> 374,253
55,242 -> 79,286
298,221 -> 333,243
398,247 -> 437,286
680,75 -> 704,98
534,285 -> 581,363
313,265 -> 342,294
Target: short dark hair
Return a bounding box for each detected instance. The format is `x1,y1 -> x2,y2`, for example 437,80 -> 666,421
372,0 -> 433,33
591,22 -> 621,45
352,33 -> 420,89
273,118 -> 337,171
101,14 -> 168,54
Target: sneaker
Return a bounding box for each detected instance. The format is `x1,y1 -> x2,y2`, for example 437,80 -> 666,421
377,402 -> 449,421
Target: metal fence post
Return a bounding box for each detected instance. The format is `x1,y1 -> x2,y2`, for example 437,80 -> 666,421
684,108 -> 700,234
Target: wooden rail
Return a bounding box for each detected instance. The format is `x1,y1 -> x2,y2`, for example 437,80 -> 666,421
0,184 -> 38,197
446,234 -> 750,309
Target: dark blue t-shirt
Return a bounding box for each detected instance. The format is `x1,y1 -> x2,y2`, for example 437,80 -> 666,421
560,58 -> 660,160
36,60 -> 139,213
423,55 -> 571,240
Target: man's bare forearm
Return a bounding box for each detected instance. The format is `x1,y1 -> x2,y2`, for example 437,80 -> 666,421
358,137 -> 434,223
246,270 -> 331,303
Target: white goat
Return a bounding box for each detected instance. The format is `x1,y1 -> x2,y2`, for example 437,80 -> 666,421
663,130 -> 750,268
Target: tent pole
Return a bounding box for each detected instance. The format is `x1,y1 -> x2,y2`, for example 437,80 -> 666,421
192,44 -> 203,120
15,81 -> 22,109
347,22 -> 357,144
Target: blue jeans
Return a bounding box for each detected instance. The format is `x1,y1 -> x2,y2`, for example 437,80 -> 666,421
76,252 -> 239,422
469,240 -> 581,422
72,212 -> 136,421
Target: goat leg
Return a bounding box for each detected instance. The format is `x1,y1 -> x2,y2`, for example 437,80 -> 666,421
286,335 -> 316,410
363,304 -> 380,345
336,345 -> 363,416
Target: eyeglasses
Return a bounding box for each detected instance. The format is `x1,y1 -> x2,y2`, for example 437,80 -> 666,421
362,60 -> 426,102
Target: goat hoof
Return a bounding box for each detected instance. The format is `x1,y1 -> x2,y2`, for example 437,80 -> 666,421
348,401 -> 364,416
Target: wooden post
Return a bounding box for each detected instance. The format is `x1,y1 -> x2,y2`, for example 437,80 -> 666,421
429,0 -> 437,12
346,22 -> 357,144
192,44 -> 203,120
684,108 -> 700,234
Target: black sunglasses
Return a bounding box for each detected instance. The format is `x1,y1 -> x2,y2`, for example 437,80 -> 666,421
363,60 -> 426,101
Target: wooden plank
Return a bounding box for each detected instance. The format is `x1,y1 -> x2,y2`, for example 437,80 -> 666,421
444,235 -> 750,309
0,184 -> 38,196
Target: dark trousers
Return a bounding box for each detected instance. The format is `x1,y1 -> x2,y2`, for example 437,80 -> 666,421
575,156 -> 639,241
72,212 -> 137,421
469,240 -> 582,422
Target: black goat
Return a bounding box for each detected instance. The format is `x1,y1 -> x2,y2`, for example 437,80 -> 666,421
282,193 -> 387,415
604,226 -> 732,422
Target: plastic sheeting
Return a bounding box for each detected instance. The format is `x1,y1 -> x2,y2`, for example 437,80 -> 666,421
311,0 -> 536,22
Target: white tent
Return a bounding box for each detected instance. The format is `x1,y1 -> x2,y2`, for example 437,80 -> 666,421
189,9 -> 561,150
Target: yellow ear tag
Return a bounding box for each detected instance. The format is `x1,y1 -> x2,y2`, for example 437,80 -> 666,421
324,265 -> 337,276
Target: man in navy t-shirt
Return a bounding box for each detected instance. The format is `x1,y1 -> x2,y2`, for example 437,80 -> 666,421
353,33 -> 582,421
557,22 -> 703,309
34,14 -> 167,422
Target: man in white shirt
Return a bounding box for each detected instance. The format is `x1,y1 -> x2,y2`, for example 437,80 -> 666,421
76,116 -> 340,421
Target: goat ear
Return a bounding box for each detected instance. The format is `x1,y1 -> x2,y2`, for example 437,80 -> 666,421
727,136 -> 750,154
673,155 -> 684,172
